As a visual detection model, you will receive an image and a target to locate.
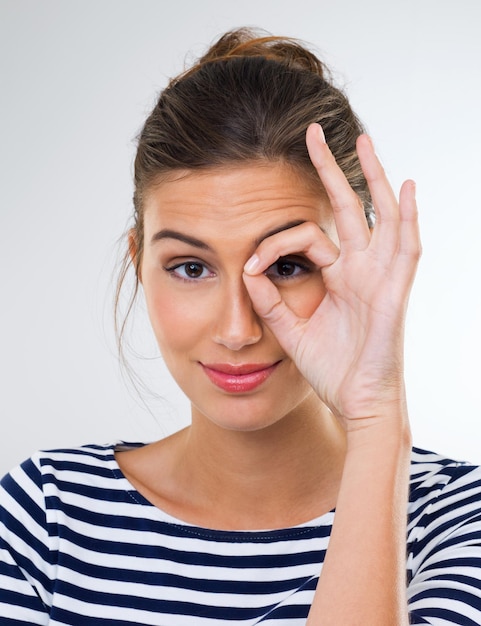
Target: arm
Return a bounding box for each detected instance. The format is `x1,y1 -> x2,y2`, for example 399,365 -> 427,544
308,420 -> 411,624
243,124 -> 420,624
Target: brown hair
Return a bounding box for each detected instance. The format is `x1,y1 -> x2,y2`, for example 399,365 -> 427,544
116,27 -> 372,351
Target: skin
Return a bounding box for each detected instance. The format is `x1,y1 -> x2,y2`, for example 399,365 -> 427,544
117,123 -> 420,624
119,160 -> 346,529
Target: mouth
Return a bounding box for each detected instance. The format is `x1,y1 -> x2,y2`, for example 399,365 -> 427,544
200,361 -> 281,393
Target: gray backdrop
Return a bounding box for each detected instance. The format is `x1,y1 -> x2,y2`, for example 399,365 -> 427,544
1,0 -> 480,474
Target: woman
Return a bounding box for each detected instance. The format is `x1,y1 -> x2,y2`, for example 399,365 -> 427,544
1,28 -> 480,625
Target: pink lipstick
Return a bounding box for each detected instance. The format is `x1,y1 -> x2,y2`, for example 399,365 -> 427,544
200,362 -> 280,393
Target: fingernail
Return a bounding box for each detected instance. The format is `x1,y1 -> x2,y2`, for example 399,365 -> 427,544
244,254 -> 260,274
363,134 -> 385,168
315,123 -> 326,143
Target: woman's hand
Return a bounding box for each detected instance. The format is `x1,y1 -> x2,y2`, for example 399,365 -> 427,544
243,123 -> 421,428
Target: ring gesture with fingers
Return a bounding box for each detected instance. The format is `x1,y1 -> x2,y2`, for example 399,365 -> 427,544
243,122 -> 421,430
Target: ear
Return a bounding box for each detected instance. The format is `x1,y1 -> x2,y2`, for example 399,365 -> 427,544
128,229 -> 142,283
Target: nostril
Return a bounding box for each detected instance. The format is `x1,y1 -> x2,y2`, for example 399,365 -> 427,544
213,311 -> 262,350
212,329 -> 262,351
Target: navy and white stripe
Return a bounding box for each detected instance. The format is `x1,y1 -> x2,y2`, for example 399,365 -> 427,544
1,444 -> 480,625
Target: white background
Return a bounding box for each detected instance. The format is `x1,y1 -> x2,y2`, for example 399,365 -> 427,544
1,0 -> 480,476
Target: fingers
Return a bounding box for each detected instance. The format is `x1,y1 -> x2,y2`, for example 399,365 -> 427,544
242,272 -> 304,357
243,222 -> 334,354
356,134 -> 398,223
398,180 -> 421,257
243,128 -> 421,350
308,124 -> 419,277
396,180 -> 422,288
244,221 -> 339,276
356,134 -> 421,283
356,134 -> 400,260
306,123 -> 371,251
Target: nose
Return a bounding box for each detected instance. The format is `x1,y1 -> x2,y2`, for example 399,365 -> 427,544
212,280 -> 263,351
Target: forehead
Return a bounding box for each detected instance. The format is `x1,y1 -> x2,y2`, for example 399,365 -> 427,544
142,162 -> 333,238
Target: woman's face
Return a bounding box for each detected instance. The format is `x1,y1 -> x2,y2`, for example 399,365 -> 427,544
140,162 -> 336,432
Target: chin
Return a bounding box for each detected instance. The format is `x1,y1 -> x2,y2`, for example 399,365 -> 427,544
191,388 -> 315,435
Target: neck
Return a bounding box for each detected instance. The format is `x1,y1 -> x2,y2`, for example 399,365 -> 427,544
173,392 -> 346,529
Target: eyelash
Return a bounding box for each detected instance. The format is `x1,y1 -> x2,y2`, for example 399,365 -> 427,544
265,257 -> 312,281
164,257 -> 312,284
163,261 -> 215,282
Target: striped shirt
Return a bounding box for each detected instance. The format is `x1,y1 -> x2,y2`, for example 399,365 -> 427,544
1,444 -> 481,625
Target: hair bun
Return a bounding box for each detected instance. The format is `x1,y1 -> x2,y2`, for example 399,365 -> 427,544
195,27 -> 327,78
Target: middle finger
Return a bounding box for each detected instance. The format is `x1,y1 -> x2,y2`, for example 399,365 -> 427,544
306,123 -> 371,252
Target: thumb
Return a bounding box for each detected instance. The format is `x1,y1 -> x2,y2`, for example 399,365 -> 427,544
242,272 -> 303,356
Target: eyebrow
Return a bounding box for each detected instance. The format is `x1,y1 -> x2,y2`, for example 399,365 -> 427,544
150,229 -> 211,250
254,220 -> 306,246
150,219 -> 308,250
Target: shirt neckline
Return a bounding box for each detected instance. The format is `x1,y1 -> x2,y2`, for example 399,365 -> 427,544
108,441 -> 336,537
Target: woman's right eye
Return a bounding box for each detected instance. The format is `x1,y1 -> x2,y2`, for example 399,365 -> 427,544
163,261 -> 214,282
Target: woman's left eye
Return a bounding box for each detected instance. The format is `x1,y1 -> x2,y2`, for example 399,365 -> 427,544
264,257 -> 311,281
164,261 -> 213,281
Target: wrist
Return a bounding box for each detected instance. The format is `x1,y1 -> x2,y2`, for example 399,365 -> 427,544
343,411 -> 412,454
333,385 -> 410,430
346,418 -> 412,461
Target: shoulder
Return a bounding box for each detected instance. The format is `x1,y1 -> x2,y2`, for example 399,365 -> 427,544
2,443 -> 117,492
408,446 -> 481,519
0,442 -> 146,518
407,447 -> 481,565
406,449 -> 481,621
0,442 -> 148,559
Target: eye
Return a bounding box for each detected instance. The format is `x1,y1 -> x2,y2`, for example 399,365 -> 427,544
264,256 -> 311,281
164,261 -> 214,282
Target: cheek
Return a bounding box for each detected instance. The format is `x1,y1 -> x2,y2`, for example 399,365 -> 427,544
144,288 -> 209,351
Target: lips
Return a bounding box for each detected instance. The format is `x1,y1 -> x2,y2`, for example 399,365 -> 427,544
200,361 -> 281,393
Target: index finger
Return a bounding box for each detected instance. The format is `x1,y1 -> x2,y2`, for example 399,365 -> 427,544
243,221 -> 339,276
